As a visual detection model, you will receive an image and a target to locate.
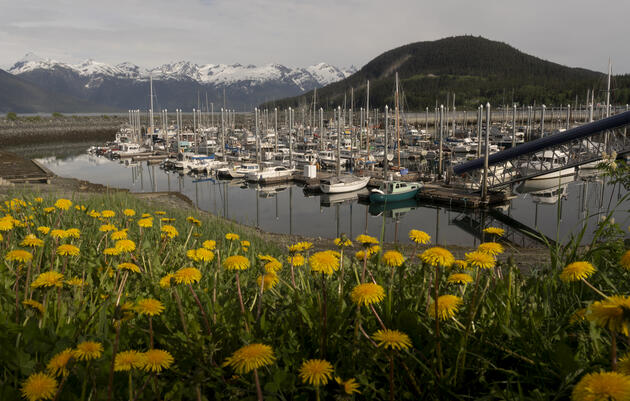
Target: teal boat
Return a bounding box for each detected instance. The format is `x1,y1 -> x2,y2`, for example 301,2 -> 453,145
369,181 -> 422,203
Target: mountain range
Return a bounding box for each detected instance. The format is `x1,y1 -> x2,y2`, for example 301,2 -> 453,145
1,53 -> 356,112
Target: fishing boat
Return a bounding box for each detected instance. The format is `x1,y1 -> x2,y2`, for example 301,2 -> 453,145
320,175 -> 370,194
217,163 -> 260,179
369,180 -> 422,203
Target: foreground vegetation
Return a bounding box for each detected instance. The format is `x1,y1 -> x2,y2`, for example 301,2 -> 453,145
0,166 -> 629,400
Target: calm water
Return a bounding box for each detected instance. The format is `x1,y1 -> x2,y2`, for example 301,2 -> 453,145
7,142 -> 629,247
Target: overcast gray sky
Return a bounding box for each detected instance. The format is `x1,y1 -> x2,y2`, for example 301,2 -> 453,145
0,0 -> 627,73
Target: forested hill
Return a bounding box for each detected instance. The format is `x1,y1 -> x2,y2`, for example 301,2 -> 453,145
264,36 -> 625,110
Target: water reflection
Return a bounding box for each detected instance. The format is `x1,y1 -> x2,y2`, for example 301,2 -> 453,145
8,142 -> 629,247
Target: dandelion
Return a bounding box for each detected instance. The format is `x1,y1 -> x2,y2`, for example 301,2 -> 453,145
335,377 -> 361,395
117,262 -> 141,273
34,197 -> 43,203
289,241 -> 312,253
186,216 -> 202,226
54,198 -> 72,210
57,244 -> 79,256
448,273 -> 473,284
465,251 -> 496,269
74,341 -> 103,361
351,283 -> 385,306
262,257 -> 282,273
223,343 -> 276,374
420,247 -> 455,267
99,224 -> 117,233
372,329 -> 412,351
43,207 -> 55,214
101,210 -> 115,218
23,299 -> 45,315
355,250 -> 368,261
137,218 -> 153,228
299,359 -> 333,387
115,239 -> 136,253
560,261 -> 596,282
356,234 -> 379,246
161,225 -> 178,239
334,237 -> 352,247
620,250 -> 630,271
159,274 -> 175,288
572,371 -> 630,401
142,349 -> 174,373
225,233 -> 240,241
103,247 -> 121,256
483,227 -> 505,237
257,273 -> 279,291
287,254 -> 305,267
21,234 -> 44,248
31,271 -> 64,288
409,229 -> 431,244
429,294 -> 463,320
223,255 -> 250,271
309,251 -> 339,276
123,209 -> 136,217
382,250 -> 405,267
570,308 -> 587,325
161,218 -> 175,223
111,230 -> 128,240
66,277 -> 85,287
47,349 -> 74,377
37,226 -> 50,235
135,298 -> 165,316
619,354 -> 630,376
87,210 -> 101,218
65,228 -> 80,238
6,249 -> 33,263
154,211 -> 166,216
174,267 -> 202,284
0,217 -> 13,231
195,248 -> 215,263
202,240 -> 216,250
114,350 -> 145,371
477,242 -> 504,256
453,260 -> 468,269
241,240 -> 250,251
588,296 -> 630,336
21,372 -> 58,401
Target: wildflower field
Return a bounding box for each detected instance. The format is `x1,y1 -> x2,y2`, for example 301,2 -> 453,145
0,168 -> 629,400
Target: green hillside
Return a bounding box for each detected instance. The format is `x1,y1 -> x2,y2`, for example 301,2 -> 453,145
265,36 -> 623,110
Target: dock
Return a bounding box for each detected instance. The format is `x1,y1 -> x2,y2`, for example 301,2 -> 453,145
416,183 -> 514,208
0,150 -> 54,184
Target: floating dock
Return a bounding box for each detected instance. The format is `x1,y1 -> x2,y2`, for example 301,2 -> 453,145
0,150 -> 54,184
416,183 -> 514,208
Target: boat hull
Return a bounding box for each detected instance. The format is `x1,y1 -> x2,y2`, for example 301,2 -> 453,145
320,177 -> 370,194
369,188 -> 419,203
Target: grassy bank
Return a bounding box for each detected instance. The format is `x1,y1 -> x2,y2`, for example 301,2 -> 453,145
0,170 -> 629,400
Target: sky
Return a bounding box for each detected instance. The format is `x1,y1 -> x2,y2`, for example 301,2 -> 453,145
0,0 -> 628,73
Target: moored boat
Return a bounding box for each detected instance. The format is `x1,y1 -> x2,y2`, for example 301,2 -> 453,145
320,175 -> 370,194
369,180 -> 422,203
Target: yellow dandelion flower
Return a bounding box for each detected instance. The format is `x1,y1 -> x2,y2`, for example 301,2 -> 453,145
619,354 -> 630,376
223,255 -> 250,271
572,371 -> 630,401
101,210 -> 115,218
117,262 -> 141,273
99,224 -> 117,233
135,298 -> 165,316
23,299 -> 45,315
465,251 -> 496,269
159,273 -> 175,288
174,267 -> 202,284
115,239 -> 136,253
37,226 -> 50,235
288,241 -> 312,253
34,197 -> 43,203
202,240 -> 216,250
114,350 -> 145,372
223,343 -> 276,374
355,234 -> 379,246
160,225 -> 178,239
372,329 -> 412,351
21,372 -> 58,401
287,253 -> 305,267
64,228 -> 80,239
74,341 -> 103,361
46,349 -> 73,377
154,211 -> 166,216
161,217 -> 175,223
483,227 -> 505,237
620,250 -> 630,271
142,349 -> 174,373
409,229 -> 431,244
334,237 -> 353,247
186,216 -> 202,226
21,234 -> 44,248
309,251 -> 339,276
0,217 -> 13,231
257,273 -> 279,291
123,209 -> 136,217
111,230 -> 128,240
560,261 -> 596,282
477,242 -> 504,256
350,283 -> 385,306
57,244 -> 79,257
382,250 -> 405,267
54,198 -> 72,210
31,271 -> 64,288
588,296 -> 630,336
453,260 -> 468,269
195,248 -> 215,263
66,277 -> 85,287
103,247 -> 121,256
137,218 -> 153,228
186,249 -> 199,262
447,273 -> 473,284
335,377 -> 361,395
241,240 -> 250,249
87,210 -> 101,218
420,247 -> 455,267
355,250 -> 368,261
225,232 -> 240,241
263,257 -> 282,274
299,359 -> 333,387
50,229 -> 67,239
429,294 -> 463,320
43,207 -> 55,214
570,308 -> 587,325
6,249 -> 33,263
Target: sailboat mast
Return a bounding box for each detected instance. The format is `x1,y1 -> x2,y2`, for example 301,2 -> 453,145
149,76 -> 154,136
366,81 -> 370,160
337,106 -> 341,177
606,58 -> 612,118
395,72 -> 400,168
